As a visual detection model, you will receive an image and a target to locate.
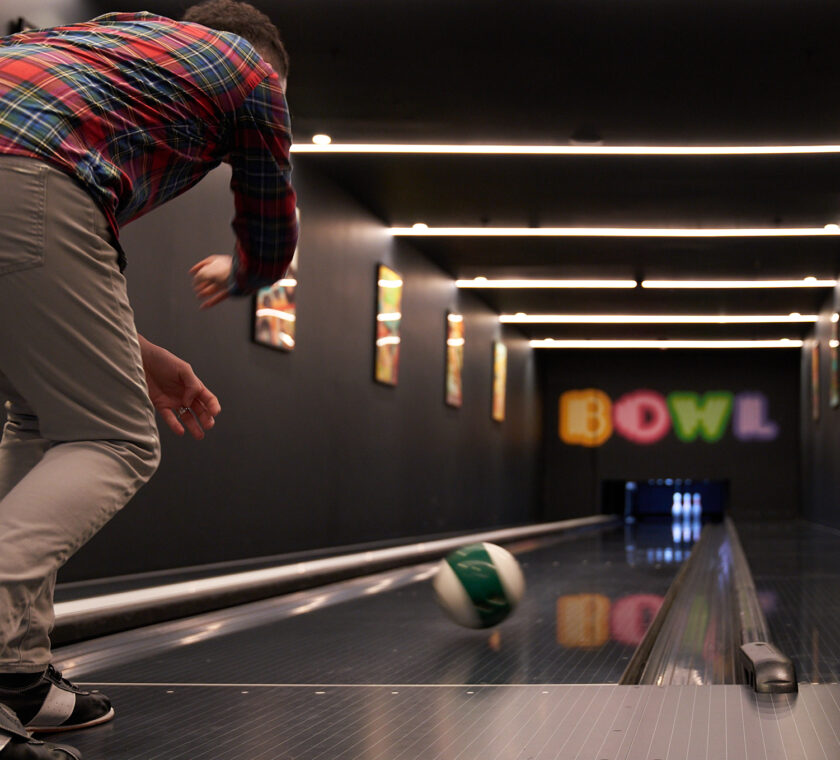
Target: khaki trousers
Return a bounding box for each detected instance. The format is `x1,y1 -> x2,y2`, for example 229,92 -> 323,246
0,156 -> 160,671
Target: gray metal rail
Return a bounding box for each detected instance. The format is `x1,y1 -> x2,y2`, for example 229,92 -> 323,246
54,514 -> 618,645
726,518 -> 797,693
620,522 -> 737,686
621,518 -> 797,692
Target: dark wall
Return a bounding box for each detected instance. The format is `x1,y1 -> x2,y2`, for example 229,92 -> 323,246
539,349 -> 801,521
800,288 -> 840,530
3,3 -> 96,30
57,164 -> 540,580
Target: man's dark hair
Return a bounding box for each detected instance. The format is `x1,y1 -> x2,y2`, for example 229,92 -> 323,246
182,0 -> 289,80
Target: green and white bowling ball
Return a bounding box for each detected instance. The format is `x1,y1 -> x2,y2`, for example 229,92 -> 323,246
432,542 -> 525,628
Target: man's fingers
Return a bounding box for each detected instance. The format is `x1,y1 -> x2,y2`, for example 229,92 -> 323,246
193,280 -> 217,294
195,284 -> 220,298
193,404 -> 216,430
160,408 -> 185,437
196,387 -> 221,417
184,398 -> 217,430
193,282 -> 227,307
189,257 -> 214,274
179,409 -> 205,440
181,382 -> 202,411
190,257 -> 230,308
182,386 -> 220,428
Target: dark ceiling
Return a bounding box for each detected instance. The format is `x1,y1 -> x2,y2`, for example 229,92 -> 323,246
83,0 -> 840,342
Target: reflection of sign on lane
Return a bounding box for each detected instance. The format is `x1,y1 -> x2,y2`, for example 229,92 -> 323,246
556,594 -> 610,648
555,589 -> 779,650
559,388 -> 779,446
610,594 -> 663,647
557,593 -> 664,649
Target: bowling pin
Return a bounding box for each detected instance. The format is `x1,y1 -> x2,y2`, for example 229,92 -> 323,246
692,492 -> 701,517
672,492 -> 682,517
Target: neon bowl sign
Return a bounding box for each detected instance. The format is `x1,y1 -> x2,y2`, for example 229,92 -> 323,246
559,389 -> 779,447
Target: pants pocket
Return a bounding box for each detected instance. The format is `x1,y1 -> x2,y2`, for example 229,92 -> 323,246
0,162 -> 45,276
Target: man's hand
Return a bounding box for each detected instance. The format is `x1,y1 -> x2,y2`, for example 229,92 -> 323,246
138,335 -> 221,439
190,254 -> 233,309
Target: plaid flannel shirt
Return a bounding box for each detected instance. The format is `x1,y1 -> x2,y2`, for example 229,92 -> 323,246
0,12 -> 298,294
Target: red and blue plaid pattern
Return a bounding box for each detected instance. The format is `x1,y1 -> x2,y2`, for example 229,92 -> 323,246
0,12 -> 297,294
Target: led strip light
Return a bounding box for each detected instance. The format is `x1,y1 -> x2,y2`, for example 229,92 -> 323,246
392,226 -> 840,237
292,143 -> 840,156
455,277 -> 836,289
501,314 -> 818,324
530,339 -> 804,349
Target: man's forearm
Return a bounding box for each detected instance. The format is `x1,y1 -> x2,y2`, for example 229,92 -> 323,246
137,333 -> 152,360
137,333 -> 161,371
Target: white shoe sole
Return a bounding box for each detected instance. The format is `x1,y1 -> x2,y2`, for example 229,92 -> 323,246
28,706 -> 115,734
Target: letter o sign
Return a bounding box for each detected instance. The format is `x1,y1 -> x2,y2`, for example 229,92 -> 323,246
613,390 -> 671,445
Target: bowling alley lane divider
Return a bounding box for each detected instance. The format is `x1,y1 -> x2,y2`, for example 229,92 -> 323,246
52,515 -> 618,646
619,517 -> 796,693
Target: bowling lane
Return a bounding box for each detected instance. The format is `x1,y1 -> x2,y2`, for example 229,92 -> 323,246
737,520 -> 840,683
57,522 -> 693,688
57,519 -> 840,760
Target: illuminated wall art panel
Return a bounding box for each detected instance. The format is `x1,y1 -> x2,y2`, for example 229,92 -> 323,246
253,215 -> 300,351
812,341 -> 820,421
831,318 -> 839,408
375,264 -> 403,385
445,313 -> 464,407
491,342 -> 507,422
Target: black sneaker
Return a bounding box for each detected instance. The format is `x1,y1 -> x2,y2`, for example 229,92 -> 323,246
0,703 -> 80,758
0,666 -> 113,734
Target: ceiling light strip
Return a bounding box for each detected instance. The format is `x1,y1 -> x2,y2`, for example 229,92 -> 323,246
457,279 -> 637,288
458,278 -> 836,289
292,144 -> 840,156
642,279 -> 836,288
530,339 -> 804,349
392,227 -> 839,237
502,314 -> 818,324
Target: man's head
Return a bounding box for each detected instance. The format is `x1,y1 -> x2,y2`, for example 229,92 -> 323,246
182,0 -> 289,88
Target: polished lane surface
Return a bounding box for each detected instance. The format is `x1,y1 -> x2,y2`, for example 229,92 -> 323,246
738,520 -> 840,684
61,523 -> 691,687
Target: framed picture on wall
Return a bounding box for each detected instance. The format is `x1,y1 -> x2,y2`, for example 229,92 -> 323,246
831,314 -> 839,408
252,209 -> 300,351
375,264 -> 403,385
812,339 -> 820,421
445,312 -> 464,407
492,341 -> 507,422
